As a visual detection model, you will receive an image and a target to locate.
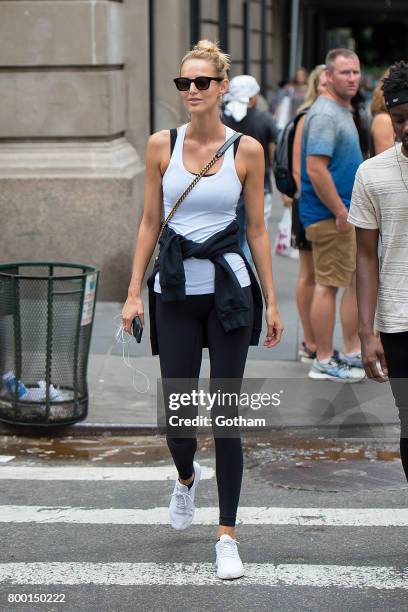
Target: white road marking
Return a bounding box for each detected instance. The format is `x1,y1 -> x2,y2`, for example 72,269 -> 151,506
0,465 -> 214,481
0,562 -> 406,588
0,456 -> 15,463
1,506 -> 408,526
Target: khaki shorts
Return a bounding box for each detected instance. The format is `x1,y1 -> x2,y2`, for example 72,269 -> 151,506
305,218 -> 356,287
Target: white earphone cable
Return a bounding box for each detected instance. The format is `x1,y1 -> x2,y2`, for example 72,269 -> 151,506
114,314 -> 150,394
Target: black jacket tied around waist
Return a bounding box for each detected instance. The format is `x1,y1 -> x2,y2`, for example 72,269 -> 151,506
147,219 -> 263,356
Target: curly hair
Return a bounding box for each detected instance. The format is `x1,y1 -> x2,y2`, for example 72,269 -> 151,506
382,61 -> 408,97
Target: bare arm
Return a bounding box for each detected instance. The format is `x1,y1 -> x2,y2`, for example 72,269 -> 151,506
371,113 -> 394,155
306,155 -> 349,231
355,227 -> 388,380
292,115 -> 305,194
121,130 -> 168,331
238,136 -> 284,347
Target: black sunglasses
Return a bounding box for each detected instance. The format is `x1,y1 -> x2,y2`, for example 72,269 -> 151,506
173,76 -> 223,91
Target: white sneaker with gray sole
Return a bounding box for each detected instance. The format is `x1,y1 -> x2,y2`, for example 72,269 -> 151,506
169,461 -> 201,530
215,534 -> 244,580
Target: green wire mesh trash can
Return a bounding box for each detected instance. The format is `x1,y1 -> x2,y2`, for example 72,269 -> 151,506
0,262 -> 99,426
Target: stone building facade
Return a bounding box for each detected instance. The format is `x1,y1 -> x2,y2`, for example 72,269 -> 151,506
0,0 -> 285,299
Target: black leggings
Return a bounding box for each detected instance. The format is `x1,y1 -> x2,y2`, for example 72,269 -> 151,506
380,331 -> 408,482
155,285 -> 254,527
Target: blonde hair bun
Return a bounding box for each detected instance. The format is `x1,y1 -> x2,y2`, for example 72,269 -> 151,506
194,39 -> 221,53
181,40 -> 230,78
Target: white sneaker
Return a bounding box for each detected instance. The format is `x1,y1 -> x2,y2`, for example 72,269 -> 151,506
169,461 -> 201,530
215,534 -> 244,579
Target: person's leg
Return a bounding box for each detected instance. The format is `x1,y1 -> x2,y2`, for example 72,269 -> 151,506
380,332 -> 408,482
307,218 -> 357,361
310,283 -> 337,361
296,249 -> 316,351
305,220 -> 364,381
305,220 -> 338,361
340,273 -> 361,355
206,286 -> 254,540
156,293 -> 208,483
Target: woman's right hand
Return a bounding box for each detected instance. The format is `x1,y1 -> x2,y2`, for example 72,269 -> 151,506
121,295 -> 144,335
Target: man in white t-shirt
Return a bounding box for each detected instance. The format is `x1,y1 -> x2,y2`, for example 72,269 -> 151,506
348,60 -> 408,482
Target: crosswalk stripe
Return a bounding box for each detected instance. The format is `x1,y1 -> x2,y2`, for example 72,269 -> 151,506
0,465 -> 214,481
1,506 -> 408,526
0,456 -> 15,463
0,562 -> 406,588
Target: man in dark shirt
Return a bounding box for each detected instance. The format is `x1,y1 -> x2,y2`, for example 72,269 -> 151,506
223,75 -> 278,263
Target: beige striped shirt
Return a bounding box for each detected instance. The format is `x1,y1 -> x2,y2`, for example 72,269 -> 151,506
348,143 -> 408,333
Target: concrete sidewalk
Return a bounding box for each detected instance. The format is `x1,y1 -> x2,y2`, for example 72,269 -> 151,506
86,345 -> 399,437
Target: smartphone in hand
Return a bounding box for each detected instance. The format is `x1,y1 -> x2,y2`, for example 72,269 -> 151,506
132,316 -> 143,343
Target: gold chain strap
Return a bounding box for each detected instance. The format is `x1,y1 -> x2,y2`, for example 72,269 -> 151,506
157,152 -> 221,241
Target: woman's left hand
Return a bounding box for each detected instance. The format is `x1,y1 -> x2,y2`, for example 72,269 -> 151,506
264,305 -> 284,348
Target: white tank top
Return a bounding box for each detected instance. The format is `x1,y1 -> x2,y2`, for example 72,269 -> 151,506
154,123 -> 251,294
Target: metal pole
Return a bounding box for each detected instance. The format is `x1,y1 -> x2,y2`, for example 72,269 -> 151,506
260,0 -> 267,95
219,0 -> 229,52
190,0 -> 201,47
289,0 -> 300,79
243,1 -> 251,74
149,0 -> 155,134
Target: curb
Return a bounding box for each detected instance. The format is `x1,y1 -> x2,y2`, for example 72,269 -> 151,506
0,422 -> 158,437
0,422 -> 400,438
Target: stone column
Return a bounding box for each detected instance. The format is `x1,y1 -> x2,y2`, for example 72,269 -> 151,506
153,0 -> 190,131
0,0 -> 146,300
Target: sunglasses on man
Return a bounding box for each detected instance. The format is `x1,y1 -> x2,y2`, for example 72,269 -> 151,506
173,76 -> 224,91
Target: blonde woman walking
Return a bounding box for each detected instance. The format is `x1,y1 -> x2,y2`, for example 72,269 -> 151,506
121,40 -> 283,579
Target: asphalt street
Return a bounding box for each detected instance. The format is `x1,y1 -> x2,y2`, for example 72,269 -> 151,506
0,434 -> 407,611
0,187 -> 407,610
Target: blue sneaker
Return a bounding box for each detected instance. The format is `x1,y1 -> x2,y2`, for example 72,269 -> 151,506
338,352 -> 364,369
308,356 -> 365,383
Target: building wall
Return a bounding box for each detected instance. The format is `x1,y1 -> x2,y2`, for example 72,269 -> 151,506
151,0 -> 285,133
200,0 -> 283,100
0,0 -> 284,300
0,0 -> 146,301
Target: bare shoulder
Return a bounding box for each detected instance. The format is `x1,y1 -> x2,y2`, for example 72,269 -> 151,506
147,129 -> 170,153
297,114 -> 306,130
146,130 -> 172,175
238,134 -> 264,157
371,112 -> 392,130
234,135 -> 264,184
